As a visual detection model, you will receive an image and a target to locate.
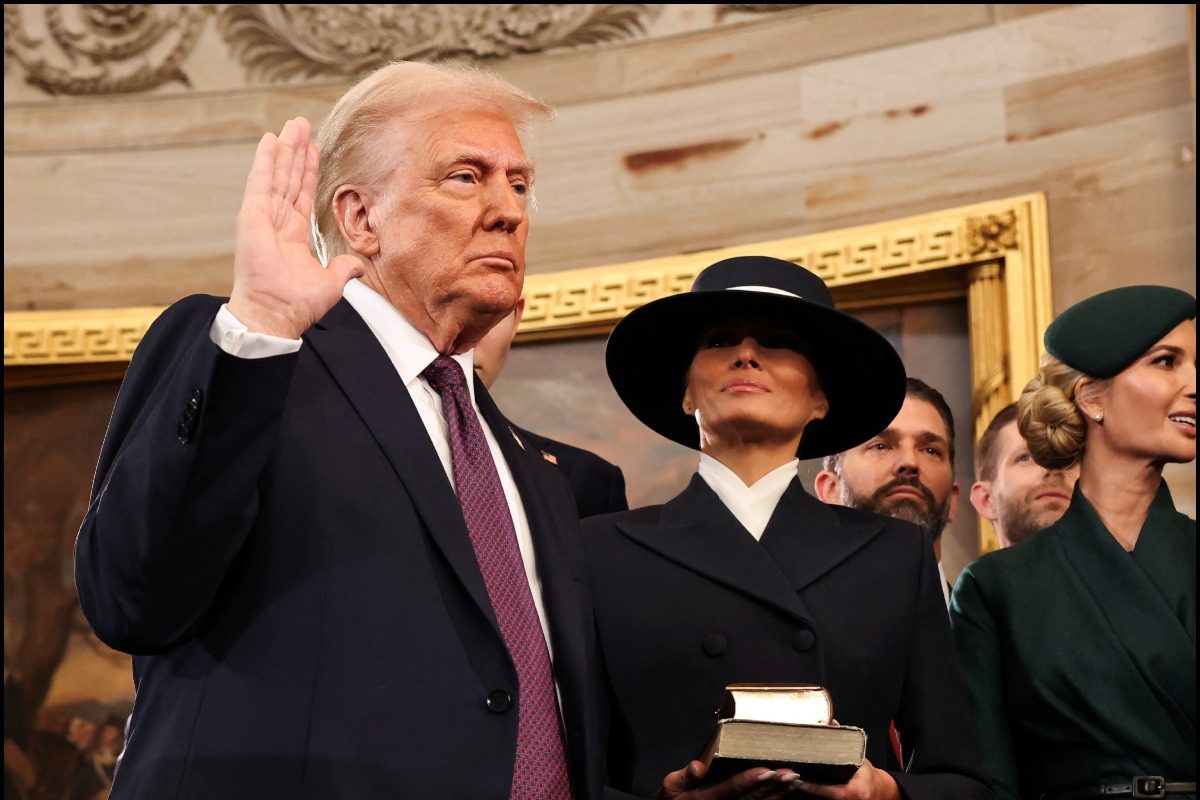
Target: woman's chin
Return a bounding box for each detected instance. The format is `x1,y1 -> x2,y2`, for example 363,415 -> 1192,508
701,419 -> 802,449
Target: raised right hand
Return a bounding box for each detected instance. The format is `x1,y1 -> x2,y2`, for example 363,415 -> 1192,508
228,116 -> 365,339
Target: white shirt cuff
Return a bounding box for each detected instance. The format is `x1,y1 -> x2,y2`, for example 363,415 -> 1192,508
210,304 -> 303,358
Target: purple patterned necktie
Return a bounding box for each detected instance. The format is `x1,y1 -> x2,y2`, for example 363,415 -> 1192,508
422,355 -> 573,800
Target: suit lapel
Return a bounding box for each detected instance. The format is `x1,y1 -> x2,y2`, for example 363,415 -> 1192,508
476,383 -> 588,648
759,480 -> 886,591
304,300 -> 498,635
617,475 -> 812,625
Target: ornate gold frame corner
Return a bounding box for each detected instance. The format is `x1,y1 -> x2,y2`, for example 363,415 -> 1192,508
3,193 -> 1054,551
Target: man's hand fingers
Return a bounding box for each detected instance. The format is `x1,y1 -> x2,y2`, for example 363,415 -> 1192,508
271,119 -> 298,217
328,254 -> 366,285
245,132 -> 278,197
284,117 -> 311,210
299,142 -> 320,221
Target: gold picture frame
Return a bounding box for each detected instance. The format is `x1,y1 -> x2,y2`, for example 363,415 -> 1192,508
3,192 -> 1054,551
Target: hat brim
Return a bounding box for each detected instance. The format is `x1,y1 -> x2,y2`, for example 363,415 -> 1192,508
605,289 -> 907,459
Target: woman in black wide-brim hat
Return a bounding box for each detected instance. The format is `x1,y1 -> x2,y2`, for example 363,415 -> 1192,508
582,256 -> 990,799
951,285 -> 1197,800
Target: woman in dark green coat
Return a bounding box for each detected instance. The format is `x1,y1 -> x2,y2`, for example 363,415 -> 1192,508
950,285 -> 1196,800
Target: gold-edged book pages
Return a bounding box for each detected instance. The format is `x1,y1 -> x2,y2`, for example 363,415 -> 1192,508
699,684 -> 866,785
716,684 -> 832,725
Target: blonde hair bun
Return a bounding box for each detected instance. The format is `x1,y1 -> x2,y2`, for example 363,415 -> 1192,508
1018,373 -> 1085,471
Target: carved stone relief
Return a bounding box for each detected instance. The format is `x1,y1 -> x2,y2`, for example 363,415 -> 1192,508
3,4 -> 663,94
717,4 -> 810,16
217,4 -> 657,81
3,4 -> 211,95
2,4 -> 825,96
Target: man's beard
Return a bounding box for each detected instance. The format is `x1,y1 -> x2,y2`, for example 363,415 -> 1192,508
996,488 -> 1070,546
841,476 -> 952,540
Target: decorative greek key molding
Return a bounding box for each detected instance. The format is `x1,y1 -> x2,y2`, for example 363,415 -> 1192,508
519,199 -> 1033,339
4,307 -> 161,365
216,4 -> 655,82
3,4 -> 210,95
3,194 -> 1051,369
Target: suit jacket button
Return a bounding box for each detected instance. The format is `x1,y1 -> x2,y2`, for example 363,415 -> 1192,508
701,634 -> 727,657
792,630 -> 815,652
486,690 -> 512,713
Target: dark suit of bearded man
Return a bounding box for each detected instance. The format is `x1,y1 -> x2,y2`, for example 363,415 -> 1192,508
514,426 -> 628,519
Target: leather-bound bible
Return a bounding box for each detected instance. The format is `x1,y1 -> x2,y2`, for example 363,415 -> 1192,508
698,684 -> 866,785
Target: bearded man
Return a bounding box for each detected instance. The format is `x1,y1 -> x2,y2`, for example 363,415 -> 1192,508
815,378 -> 959,605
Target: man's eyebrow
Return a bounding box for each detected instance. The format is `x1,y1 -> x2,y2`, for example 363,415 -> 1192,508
867,428 -> 898,444
446,152 -> 535,178
915,431 -> 950,448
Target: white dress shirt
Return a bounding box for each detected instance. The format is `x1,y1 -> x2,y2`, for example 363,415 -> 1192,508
697,453 -> 800,540
209,279 -> 556,658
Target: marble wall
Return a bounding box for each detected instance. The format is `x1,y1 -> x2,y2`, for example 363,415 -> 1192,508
4,4 -> 1194,311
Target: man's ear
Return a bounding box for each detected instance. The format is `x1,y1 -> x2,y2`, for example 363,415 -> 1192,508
814,469 -> 841,504
515,297 -> 526,323
969,481 -> 998,522
947,481 -> 960,524
333,185 -> 379,258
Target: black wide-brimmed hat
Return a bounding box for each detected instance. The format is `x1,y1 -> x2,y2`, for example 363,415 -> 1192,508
605,255 -> 907,459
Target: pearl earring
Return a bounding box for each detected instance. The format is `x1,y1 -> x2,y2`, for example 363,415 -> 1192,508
1093,413 -> 1102,422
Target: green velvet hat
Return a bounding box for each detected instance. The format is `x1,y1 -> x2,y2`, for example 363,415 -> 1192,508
1044,285 -> 1196,377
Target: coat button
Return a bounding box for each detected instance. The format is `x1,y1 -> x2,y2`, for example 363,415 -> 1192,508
792,629 -> 815,652
701,634 -> 727,657
486,690 -> 512,713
